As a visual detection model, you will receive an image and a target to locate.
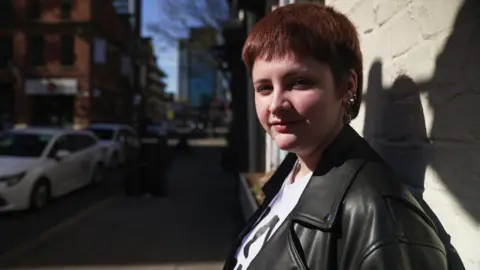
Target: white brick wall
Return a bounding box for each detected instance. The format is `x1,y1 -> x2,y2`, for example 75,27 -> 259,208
327,0 -> 480,269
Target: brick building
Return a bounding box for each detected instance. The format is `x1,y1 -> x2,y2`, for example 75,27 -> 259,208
139,37 -> 168,122
0,0 -> 140,129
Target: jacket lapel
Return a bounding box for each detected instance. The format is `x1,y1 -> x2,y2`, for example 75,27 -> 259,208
290,125 -> 373,229
291,159 -> 365,229
223,153 -> 297,270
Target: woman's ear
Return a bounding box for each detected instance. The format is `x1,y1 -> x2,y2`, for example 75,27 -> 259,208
342,69 -> 358,104
342,69 -> 359,123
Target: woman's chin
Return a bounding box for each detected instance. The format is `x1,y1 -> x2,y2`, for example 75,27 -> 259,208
273,134 -> 299,151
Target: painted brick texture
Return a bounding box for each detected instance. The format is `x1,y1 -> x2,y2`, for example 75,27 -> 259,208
327,0 -> 480,269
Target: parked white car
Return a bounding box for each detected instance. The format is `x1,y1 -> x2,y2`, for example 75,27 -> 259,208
87,123 -> 140,168
0,128 -> 106,212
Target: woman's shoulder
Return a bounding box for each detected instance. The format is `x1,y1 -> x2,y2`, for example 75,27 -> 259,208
345,159 -> 423,215
342,159 -> 443,249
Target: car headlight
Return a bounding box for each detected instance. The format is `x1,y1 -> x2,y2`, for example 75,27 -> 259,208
0,172 -> 27,187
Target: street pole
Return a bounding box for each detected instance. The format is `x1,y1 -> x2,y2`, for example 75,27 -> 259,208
246,11 -> 258,173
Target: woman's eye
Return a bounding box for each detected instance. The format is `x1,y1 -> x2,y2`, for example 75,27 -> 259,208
256,85 -> 273,93
292,79 -> 311,89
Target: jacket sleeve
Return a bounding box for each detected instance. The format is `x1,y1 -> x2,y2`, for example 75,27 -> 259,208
358,241 -> 448,269
334,194 -> 450,270
331,162 -> 452,270
416,196 -> 466,270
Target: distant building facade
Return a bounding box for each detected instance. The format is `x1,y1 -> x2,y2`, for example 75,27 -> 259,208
140,38 -> 168,122
0,0 -> 142,128
178,27 -> 227,108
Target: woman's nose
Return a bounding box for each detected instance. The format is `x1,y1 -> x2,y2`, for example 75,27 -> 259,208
269,92 -> 292,114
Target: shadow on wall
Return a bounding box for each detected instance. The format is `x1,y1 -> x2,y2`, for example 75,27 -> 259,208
363,0 -> 480,224
364,63 -> 428,194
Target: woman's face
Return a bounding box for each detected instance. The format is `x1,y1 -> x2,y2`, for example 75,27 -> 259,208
252,54 -> 350,156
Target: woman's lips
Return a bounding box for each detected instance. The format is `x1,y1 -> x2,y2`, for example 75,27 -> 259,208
271,120 -> 301,133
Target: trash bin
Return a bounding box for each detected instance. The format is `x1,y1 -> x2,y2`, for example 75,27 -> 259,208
136,136 -> 169,196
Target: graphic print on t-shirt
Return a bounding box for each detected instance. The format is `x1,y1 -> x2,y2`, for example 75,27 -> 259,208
235,208 -> 279,270
234,165 -> 313,270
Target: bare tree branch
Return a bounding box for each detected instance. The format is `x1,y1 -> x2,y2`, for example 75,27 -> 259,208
146,0 -> 230,73
147,0 -> 228,44
146,24 -> 180,47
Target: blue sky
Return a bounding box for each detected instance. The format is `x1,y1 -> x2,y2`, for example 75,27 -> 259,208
141,0 -> 229,95
141,0 -> 180,94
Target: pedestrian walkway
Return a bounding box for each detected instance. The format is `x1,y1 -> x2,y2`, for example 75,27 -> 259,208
2,146 -> 243,270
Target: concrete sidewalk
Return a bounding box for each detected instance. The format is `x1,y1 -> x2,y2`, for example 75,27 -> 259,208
2,147 -> 243,270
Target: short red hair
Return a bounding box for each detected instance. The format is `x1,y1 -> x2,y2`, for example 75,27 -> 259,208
242,3 -> 363,120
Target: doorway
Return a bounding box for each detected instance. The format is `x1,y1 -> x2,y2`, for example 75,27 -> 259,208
30,95 -> 75,127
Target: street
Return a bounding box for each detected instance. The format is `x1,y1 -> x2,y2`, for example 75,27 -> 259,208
0,170 -> 124,258
0,140 -> 243,270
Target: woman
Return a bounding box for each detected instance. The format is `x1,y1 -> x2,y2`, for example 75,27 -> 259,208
224,3 -> 448,270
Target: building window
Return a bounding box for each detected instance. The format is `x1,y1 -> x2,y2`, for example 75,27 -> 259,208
113,0 -> 130,14
0,37 -> 13,69
0,1 -> 13,22
29,0 -> 41,20
93,38 -> 107,64
121,56 -> 132,76
28,36 -> 45,66
61,0 -> 72,20
60,35 -> 75,66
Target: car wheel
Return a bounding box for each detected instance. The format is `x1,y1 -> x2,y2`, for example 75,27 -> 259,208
30,180 -> 50,211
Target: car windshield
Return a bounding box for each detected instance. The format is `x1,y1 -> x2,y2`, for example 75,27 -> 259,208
88,128 -> 115,140
0,133 -> 52,157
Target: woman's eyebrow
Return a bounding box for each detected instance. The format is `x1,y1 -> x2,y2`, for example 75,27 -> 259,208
282,69 -> 311,80
253,78 -> 271,85
253,68 -> 312,85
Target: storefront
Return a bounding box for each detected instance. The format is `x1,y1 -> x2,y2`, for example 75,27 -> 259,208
24,78 -> 78,128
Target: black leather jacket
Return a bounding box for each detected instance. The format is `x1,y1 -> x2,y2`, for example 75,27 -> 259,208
224,125 -> 448,270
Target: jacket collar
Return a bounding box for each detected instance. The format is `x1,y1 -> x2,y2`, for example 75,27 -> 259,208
262,125 -> 370,230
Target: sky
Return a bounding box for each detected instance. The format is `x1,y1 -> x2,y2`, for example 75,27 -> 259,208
141,0 -> 229,95
141,0 -> 180,94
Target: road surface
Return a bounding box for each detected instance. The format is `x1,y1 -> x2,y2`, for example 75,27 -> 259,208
0,142 -> 243,270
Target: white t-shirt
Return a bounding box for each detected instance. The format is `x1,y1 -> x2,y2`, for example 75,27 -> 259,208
234,166 -> 313,270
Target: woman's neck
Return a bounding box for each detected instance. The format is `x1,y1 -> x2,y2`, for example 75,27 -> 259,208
296,145 -> 323,178
293,124 -> 344,182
